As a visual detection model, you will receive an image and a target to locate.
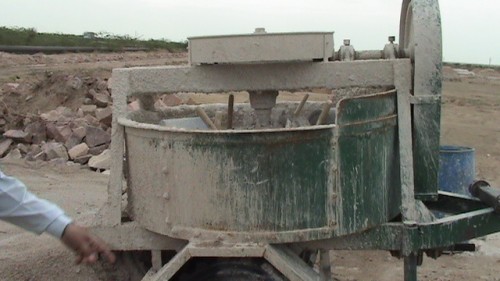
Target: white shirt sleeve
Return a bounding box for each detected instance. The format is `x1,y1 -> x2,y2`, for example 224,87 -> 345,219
0,169 -> 73,239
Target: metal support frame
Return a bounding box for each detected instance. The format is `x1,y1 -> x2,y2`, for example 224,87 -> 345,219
98,40 -> 499,280
103,59 -> 409,232
99,59 -> 414,280
141,243 -> 323,281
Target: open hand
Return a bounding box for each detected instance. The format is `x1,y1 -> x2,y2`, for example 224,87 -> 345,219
61,223 -> 116,264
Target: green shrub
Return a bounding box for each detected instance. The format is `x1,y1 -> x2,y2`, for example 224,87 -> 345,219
0,26 -> 187,52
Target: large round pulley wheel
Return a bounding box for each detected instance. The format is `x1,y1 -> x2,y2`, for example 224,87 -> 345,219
399,0 -> 415,61
175,258 -> 286,281
398,0 -> 443,200
399,0 -> 443,88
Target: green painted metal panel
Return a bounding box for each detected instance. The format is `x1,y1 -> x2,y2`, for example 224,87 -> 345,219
410,0 -> 443,201
413,103 -> 441,201
406,208 -> 500,251
125,126 -> 336,234
301,194 -> 500,252
187,131 -> 334,231
335,91 -> 401,236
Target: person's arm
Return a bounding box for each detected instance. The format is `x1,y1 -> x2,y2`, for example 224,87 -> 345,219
0,170 -> 115,264
0,170 -> 71,237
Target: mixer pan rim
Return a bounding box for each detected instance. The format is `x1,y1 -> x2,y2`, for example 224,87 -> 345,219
118,116 -> 335,134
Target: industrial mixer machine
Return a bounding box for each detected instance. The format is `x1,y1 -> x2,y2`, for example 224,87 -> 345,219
92,1 -> 500,280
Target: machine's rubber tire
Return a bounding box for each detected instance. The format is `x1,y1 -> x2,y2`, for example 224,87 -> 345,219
175,258 -> 286,281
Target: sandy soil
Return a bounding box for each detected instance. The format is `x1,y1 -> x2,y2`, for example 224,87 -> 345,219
0,52 -> 499,281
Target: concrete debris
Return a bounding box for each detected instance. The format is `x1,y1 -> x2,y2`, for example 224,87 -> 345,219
45,123 -> 63,142
43,142 -> 69,161
16,143 -> 30,155
57,106 -> 77,118
40,107 -> 74,123
72,117 -> 93,128
88,143 -> 108,156
4,148 -> 22,159
30,144 -> 43,155
85,126 -> 111,148
161,94 -> 183,107
65,133 -> 85,150
95,107 -> 112,127
0,139 -> 13,157
81,105 -> 97,116
25,145 -> 45,162
88,149 -> 111,170
87,89 -> 98,99
0,65 -> 178,170
84,114 -> 100,127
65,126 -> 86,150
0,72 -> 199,171
74,154 -> 92,165
96,80 -> 108,91
58,125 -> 73,142
76,108 -> 84,118
93,91 -> 112,108
155,95 -> 184,108
72,126 -> 87,140
68,143 -> 90,160
46,124 -> 72,143
67,76 -> 83,90
83,98 -> 94,105
25,121 -> 47,144
3,130 -> 31,143
49,158 -> 68,166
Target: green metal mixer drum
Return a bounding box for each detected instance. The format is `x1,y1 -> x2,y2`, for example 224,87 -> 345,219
123,92 -> 401,241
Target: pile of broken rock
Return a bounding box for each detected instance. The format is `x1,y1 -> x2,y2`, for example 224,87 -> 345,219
0,95 -> 196,174
0,105 -> 112,172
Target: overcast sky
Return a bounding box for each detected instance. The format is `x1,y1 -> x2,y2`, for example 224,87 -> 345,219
1,0 -> 498,64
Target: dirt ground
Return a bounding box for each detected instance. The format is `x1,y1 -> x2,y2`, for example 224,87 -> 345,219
0,51 -> 499,281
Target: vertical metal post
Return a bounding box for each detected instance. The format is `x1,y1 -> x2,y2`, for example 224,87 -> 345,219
319,250 -> 333,281
404,253 -> 418,281
104,69 -> 130,226
394,61 -> 418,221
151,250 -> 163,272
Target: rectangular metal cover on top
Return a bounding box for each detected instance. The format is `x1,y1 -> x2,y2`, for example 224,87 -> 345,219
188,32 -> 334,65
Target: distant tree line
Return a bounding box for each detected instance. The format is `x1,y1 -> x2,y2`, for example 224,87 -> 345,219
0,26 -> 187,52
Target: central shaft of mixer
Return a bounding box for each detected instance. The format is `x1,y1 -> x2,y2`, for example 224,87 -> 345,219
248,90 -> 279,128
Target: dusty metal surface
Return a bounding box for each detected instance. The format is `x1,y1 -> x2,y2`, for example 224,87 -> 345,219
400,0 -> 443,201
95,1 -> 500,280
118,87 -> 409,244
188,31 -> 334,65
142,243 -> 322,281
335,90 -> 400,235
124,103 -> 336,240
110,60 -> 397,95
105,56 -> 419,279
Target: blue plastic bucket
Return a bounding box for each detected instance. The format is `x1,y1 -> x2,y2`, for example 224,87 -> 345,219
438,145 -> 476,195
